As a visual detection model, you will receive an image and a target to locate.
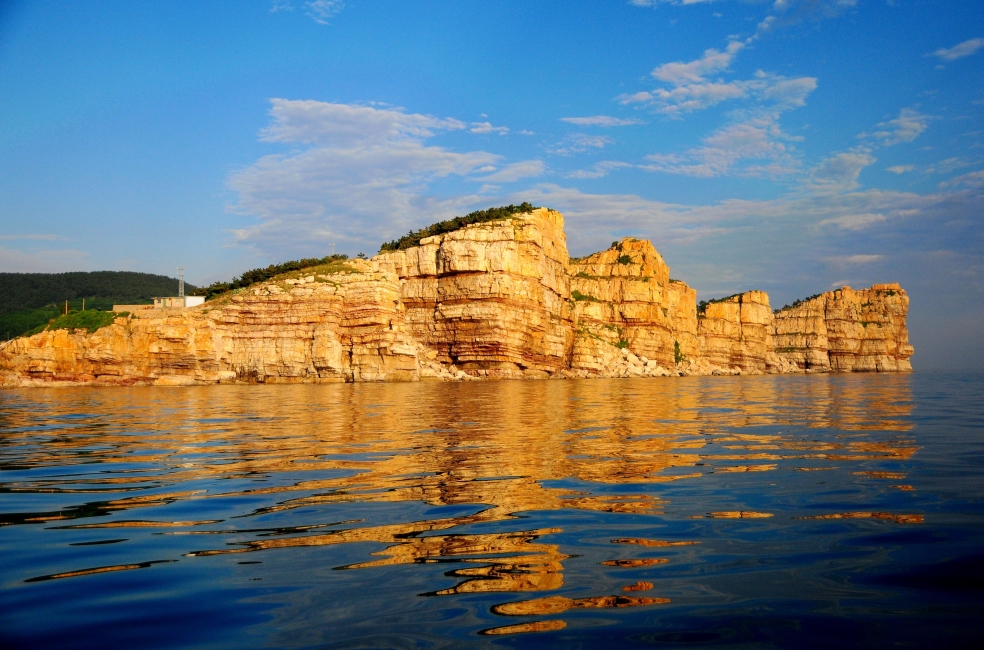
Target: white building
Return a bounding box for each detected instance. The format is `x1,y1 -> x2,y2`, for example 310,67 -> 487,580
153,296 -> 205,308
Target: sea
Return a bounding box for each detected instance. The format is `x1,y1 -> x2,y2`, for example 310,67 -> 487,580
1,372 -> 982,649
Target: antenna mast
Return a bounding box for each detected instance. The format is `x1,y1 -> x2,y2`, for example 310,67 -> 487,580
178,267 -> 185,298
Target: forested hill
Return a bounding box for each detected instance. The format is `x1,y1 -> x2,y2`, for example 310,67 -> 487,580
0,271 -> 196,314
0,271 -> 198,339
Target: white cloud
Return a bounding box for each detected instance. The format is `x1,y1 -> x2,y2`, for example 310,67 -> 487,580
817,213 -> 887,230
932,38 -> 984,61
630,0 -> 716,5
259,99 -> 466,146
826,254 -> 885,264
548,133 -> 614,156
924,157 -> 978,175
861,108 -> 930,146
470,121 -> 509,135
620,38 -> 816,115
651,41 -> 745,85
567,161 -> 633,179
479,160 -> 545,182
887,165 -> 914,174
809,149 -> 876,191
305,0 -> 344,24
228,100 -> 501,255
641,113 -> 803,178
940,170 -> 984,189
560,116 -> 643,127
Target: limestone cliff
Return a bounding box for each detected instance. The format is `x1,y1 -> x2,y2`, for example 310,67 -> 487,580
772,284 -> 913,372
568,239 -> 698,372
0,208 -> 913,387
373,208 -> 573,379
697,291 -> 774,373
0,260 -> 421,386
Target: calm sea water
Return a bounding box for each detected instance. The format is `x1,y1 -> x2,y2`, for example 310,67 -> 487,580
1,373 -> 982,649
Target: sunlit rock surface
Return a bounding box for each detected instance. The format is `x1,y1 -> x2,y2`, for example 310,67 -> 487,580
771,284 -> 913,372
0,209 -> 913,386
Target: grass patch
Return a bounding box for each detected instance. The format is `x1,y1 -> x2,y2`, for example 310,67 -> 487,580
379,203 -> 539,252
193,254 -> 352,301
26,310 -> 123,336
571,290 -> 600,302
615,339 -> 629,349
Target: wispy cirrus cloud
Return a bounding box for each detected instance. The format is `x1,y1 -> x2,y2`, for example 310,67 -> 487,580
641,112 -> 805,178
567,161 -> 633,179
888,165 -> 915,174
548,133 -> 614,156
825,254 -> 885,265
470,121 -> 509,135
560,116 -> 643,127
270,1 -> 345,25
229,100 -> 502,256
478,160 -> 545,182
932,37 -> 984,61
860,108 -> 931,146
808,149 -> 877,192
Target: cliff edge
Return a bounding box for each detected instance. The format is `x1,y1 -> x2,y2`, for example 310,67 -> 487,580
0,207 -> 912,386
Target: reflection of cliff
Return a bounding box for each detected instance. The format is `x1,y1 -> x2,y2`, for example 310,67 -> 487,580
0,209 -> 912,387
3,377 -> 919,632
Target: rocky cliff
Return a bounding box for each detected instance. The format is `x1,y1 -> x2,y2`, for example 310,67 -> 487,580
772,284 -> 913,372
0,208 -> 913,386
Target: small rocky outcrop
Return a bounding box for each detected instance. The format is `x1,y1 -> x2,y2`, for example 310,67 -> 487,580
0,208 -> 913,386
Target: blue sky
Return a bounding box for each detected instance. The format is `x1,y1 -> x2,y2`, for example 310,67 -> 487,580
1,0 -> 982,368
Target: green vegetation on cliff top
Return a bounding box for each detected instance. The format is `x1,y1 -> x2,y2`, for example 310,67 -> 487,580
0,271 -> 193,340
25,309 -> 125,337
192,255 -> 354,301
378,203 -> 539,252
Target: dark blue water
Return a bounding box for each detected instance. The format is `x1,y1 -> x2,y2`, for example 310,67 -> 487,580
1,373 -> 982,648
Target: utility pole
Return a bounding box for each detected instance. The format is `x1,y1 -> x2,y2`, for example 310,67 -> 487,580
178,267 -> 185,298
82,297 -> 85,311
330,242 -> 335,256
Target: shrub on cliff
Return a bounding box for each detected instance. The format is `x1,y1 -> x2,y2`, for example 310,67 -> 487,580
192,255 -> 351,300
775,293 -> 823,314
697,293 -> 742,317
378,203 -> 539,252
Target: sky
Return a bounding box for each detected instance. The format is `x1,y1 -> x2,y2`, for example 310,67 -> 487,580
1,0 -> 982,369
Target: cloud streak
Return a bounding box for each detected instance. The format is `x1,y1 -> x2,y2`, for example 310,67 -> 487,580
932,37 -> 984,61
560,116 -> 643,127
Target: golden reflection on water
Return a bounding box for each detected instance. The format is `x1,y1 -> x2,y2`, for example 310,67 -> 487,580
0,374 -> 918,633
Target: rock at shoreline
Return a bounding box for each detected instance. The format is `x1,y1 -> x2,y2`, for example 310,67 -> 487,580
0,208 -> 913,387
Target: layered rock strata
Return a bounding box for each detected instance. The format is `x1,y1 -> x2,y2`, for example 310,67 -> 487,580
568,239 -> 698,370
0,261 -> 421,386
0,209 -> 913,386
373,209 -> 573,379
772,284 -> 913,372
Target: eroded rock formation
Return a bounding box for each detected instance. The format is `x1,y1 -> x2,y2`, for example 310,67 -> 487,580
0,208 -> 913,386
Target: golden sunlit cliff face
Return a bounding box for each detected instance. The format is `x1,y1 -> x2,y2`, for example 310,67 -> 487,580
0,209 -> 912,386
